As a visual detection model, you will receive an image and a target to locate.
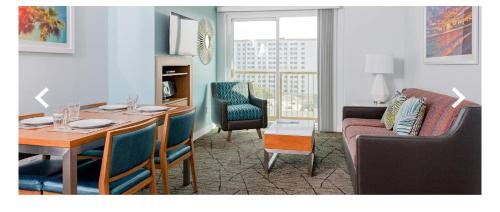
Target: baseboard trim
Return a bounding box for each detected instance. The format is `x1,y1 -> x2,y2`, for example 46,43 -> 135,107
193,124 -> 216,141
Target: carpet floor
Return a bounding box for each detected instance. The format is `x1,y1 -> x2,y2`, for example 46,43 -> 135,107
141,129 -> 353,195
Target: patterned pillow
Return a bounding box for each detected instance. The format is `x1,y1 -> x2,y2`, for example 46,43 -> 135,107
393,97 -> 427,136
381,91 -> 407,129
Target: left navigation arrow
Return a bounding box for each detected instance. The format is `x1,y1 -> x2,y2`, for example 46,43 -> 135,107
35,87 -> 49,108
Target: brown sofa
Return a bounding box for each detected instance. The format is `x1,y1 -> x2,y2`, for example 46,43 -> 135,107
342,88 -> 481,194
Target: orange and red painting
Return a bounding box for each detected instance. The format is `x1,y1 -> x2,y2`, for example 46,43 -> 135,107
425,6 -> 473,58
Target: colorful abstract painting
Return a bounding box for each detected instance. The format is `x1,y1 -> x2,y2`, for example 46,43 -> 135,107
19,6 -> 74,53
424,6 -> 478,64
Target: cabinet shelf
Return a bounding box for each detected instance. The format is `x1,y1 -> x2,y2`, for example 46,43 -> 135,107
162,72 -> 188,77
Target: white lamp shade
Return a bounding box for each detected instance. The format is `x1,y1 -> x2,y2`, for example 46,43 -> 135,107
364,54 -> 394,74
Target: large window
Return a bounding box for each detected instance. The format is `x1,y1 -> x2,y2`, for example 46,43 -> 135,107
229,11 -> 318,120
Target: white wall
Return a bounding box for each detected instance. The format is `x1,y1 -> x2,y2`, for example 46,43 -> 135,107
404,7 -> 481,103
334,6 -> 408,130
107,7 -> 156,104
19,7 -> 108,114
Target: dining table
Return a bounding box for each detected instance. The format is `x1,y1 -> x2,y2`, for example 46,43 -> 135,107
19,105 -> 192,194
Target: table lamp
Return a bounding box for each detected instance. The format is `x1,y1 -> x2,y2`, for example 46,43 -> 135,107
364,54 -> 394,104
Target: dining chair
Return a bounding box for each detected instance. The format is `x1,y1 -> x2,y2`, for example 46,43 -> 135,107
80,102 -> 107,110
156,107 -> 197,194
41,118 -> 158,195
77,102 -> 107,160
19,113 -> 49,161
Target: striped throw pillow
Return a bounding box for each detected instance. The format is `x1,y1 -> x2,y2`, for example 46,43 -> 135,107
394,97 -> 427,136
381,91 -> 407,130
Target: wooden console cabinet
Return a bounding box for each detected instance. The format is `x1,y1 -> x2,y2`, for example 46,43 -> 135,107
155,55 -> 192,106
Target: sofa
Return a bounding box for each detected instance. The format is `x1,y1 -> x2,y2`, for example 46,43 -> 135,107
211,82 -> 268,141
342,88 -> 481,194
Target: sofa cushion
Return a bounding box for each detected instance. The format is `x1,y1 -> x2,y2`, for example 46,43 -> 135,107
214,82 -> 249,105
403,88 -> 479,136
227,103 -> 263,121
343,126 -> 395,168
381,91 -> 407,129
394,97 -> 427,136
342,118 -> 385,132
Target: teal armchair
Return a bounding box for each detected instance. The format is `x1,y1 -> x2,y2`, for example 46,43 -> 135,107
211,82 -> 268,141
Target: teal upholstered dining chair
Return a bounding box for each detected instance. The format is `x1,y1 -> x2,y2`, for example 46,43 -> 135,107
41,118 -> 158,195
19,112 -> 61,195
211,82 -> 268,141
77,102 -> 108,160
155,107 -> 197,194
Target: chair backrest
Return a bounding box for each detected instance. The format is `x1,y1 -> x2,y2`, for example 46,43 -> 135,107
81,102 -> 107,110
19,113 -> 44,121
161,107 -> 196,149
100,118 -> 157,188
213,82 -> 249,105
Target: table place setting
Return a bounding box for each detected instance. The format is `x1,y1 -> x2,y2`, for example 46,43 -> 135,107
49,119 -> 130,134
123,105 -> 175,116
84,104 -> 128,113
19,116 -> 54,130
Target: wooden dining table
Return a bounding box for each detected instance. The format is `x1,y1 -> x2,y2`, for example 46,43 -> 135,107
19,106 -> 192,194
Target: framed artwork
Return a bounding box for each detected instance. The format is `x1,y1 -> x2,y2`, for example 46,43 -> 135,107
424,6 -> 479,64
19,6 -> 74,53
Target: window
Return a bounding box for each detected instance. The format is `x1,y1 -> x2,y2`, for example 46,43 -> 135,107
229,11 -> 318,120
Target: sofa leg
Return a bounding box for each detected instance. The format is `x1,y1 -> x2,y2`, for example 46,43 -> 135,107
256,128 -> 262,139
217,128 -> 221,133
227,131 -> 232,142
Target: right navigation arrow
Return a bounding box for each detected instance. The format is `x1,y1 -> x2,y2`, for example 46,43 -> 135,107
451,87 -> 465,108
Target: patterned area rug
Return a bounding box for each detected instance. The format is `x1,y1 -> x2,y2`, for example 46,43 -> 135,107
142,129 -> 353,195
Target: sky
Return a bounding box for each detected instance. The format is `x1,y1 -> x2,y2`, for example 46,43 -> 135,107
234,16 -> 317,40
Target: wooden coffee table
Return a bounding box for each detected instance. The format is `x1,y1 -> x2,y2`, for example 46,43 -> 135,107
263,119 -> 316,176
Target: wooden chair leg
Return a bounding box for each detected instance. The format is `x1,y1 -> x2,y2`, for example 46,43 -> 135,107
256,128 -> 262,139
227,130 -> 232,142
160,165 -> 170,194
189,155 -> 198,193
149,164 -> 157,195
217,128 -> 221,133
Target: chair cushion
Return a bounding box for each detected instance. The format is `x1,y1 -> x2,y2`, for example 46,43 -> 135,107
214,82 -> 249,105
19,159 -> 92,191
227,103 -> 263,121
42,160 -> 151,195
154,141 -> 191,164
19,159 -> 63,191
394,97 -> 427,136
343,126 -> 395,169
342,118 -> 385,132
79,149 -> 104,158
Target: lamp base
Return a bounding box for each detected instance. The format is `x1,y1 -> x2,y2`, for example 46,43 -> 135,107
371,74 -> 389,103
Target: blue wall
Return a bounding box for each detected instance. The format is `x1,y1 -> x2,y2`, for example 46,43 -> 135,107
155,6 -> 217,133
108,7 -> 156,104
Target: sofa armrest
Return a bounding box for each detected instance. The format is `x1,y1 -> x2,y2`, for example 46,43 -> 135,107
354,107 -> 481,194
211,97 -> 228,129
249,94 -> 268,127
342,106 -> 386,120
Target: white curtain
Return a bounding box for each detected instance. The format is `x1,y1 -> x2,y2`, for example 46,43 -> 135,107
317,9 -> 336,132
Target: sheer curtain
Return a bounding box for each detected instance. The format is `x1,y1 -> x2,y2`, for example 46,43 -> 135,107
317,9 -> 336,132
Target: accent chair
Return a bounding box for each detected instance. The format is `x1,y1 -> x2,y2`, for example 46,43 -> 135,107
211,82 -> 268,141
